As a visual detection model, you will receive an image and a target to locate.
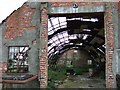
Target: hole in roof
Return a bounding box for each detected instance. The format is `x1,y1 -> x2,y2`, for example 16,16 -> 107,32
48,13 -> 104,62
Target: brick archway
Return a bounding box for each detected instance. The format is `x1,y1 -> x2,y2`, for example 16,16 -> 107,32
40,2 -> 117,88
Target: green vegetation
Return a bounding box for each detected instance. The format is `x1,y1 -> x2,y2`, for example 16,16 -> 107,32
73,66 -> 89,75
98,71 -> 105,79
48,81 -> 56,89
47,66 -> 89,89
47,66 -> 67,89
7,65 -> 28,73
47,65 -> 105,89
48,67 -> 66,81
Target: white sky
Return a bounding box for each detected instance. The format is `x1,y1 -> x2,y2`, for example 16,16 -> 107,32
0,0 -> 27,23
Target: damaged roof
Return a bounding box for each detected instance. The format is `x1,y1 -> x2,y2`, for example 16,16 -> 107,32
48,13 -> 105,64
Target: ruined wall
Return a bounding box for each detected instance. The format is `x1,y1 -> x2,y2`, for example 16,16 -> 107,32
0,24 -> 3,89
0,24 -> 4,72
39,2 -> 116,88
0,2 -> 118,88
0,24 -> 2,63
119,2 -> 120,74
57,49 -> 91,67
39,3 -> 48,88
1,2 -> 41,88
39,2 -> 106,88
104,2 -> 120,88
117,2 -> 120,75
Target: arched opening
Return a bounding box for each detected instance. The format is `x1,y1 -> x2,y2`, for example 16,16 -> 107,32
47,12 -> 106,88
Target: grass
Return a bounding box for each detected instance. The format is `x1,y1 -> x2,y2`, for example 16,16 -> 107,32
47,66 -> 67,88
99,71 -> 105,79
72,66 -> 89,75
48,67 -> 66,81
47,66 -> 89,88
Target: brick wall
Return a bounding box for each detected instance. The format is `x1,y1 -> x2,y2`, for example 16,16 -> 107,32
4,3 -> 36,40
43,2 -> 106,88
2,2 -> 117,88
105,3 -> 116,88
40,5 -> 48,88
4,2 -> 117,88
118,2 -> 120,17
49,2 -> 115,88
0,62 -> 7,73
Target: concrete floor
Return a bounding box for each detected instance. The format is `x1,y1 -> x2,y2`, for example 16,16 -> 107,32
58,73 -> 106,88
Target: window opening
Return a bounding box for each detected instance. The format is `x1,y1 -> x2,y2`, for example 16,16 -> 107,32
7,46 -> 31,73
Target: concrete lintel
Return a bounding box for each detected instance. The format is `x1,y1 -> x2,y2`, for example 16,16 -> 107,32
50,5 -> 105,14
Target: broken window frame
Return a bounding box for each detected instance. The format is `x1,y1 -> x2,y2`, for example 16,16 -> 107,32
7,46 -> 30,73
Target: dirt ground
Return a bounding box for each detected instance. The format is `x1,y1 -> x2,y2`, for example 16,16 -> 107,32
58,73 -> 106,88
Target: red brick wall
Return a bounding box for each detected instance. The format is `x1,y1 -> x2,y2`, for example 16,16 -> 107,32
0,62 -> 7,73
3,2 -> 118,88
40,7 -> 48,88
4,2 -> 116,88
104,3 -> 116,88
4,3 -> 36,40
118,2 -> 120,17
42,2 -> 106,88
49,2 -> 115,88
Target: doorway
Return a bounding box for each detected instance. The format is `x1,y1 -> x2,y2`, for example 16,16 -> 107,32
40,2 -> 116,88
47,13 -> 106,88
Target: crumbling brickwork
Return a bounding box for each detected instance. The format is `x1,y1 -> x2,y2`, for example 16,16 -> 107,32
47,2 -> 115,88
118,2 -> 120,17
105,4 -> 115,87
0,62 -> 7,73
1,2 -> 119,88
4,3 -> 36,40
40,5 -> 48,88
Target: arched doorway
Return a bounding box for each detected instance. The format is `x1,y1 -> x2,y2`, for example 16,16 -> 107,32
47,12 -> 105,88
40,2 -> 117,88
